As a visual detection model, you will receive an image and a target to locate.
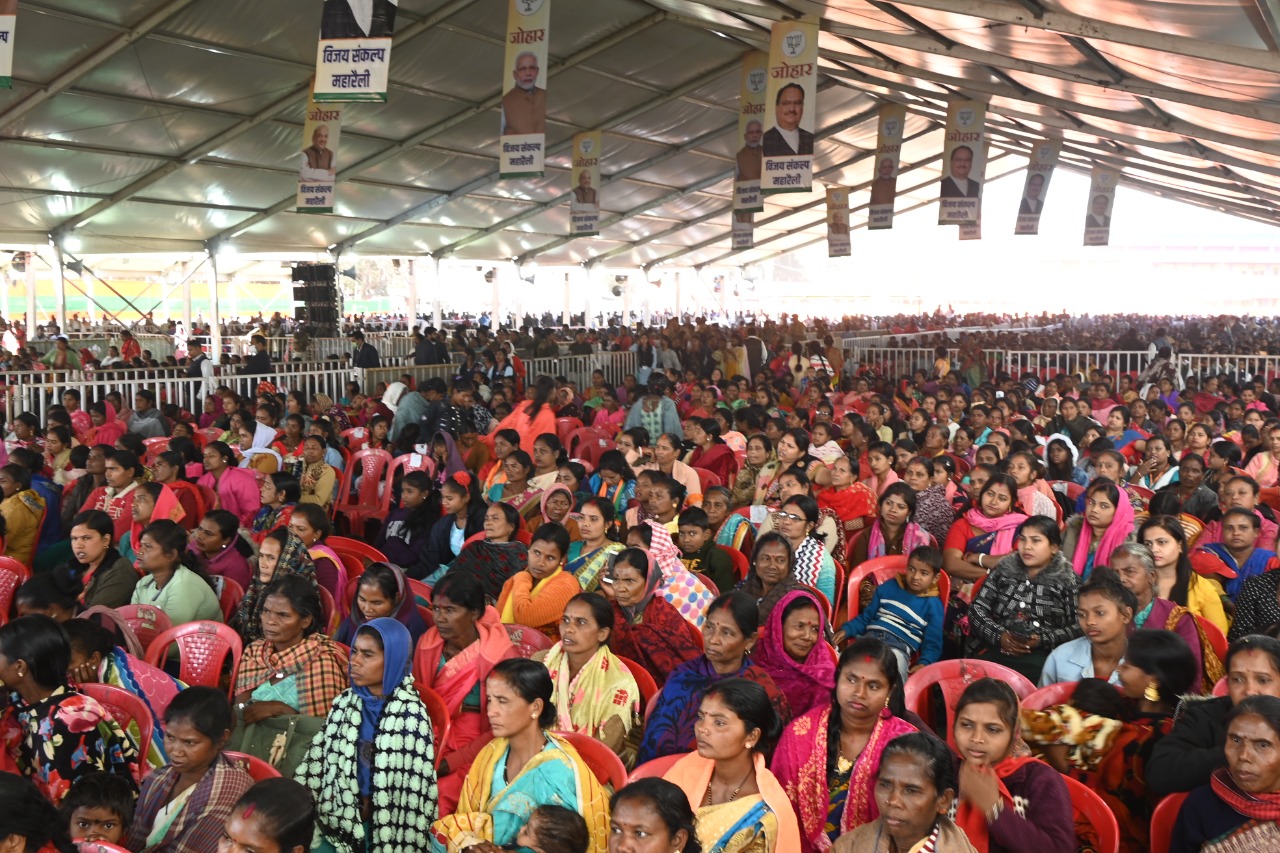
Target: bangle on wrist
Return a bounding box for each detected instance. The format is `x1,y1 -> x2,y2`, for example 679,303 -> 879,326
978,554 -> 985,568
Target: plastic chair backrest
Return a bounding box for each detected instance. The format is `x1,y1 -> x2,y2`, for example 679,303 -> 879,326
1194,614 -> 1229,662
1064,774 -> 1120,853
213,575 -> 245,623
387,453 -> 434,481
844,555 -> 908,620
717,544 -> 750,583
223,750 -> 282,781
414,682 -> 452,753
505,623 -> 555,657
79,606 -> 146,658
340,427 -> 367,450
692,467 -> 721,493
334,448 -> 392,521
567,426 -> 608,457
0,557 -> 32,624
318,585 -> 337,634
115,604 -> 173,653
904,659 -> 1037,747
79,682 -> 153,772
142,436 -> 170,465
407,578 -> 432,607
145,621 -> 243,695
1021,680 -> 1080,711
1148,792 -> 1189,853
328,536 -> 389,566
1212,675 -> 1228,696
556,730 -> 628,791
616,654 -> 658,710
556,417 -> 583,446
198,427 -> 223,445
627,752 -> 684,783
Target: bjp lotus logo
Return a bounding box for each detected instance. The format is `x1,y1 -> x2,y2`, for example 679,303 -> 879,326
580,137 -> 594,156
883,118 -> 901,139
747,68 -> 767,94
957,107 -> 976,127
783,30 -> 807,57
517,0 -> 544,16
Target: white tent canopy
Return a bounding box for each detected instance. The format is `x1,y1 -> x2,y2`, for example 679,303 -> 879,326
2,0 -> 1279,270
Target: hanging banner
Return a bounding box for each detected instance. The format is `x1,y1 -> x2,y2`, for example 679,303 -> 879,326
959,222 -> 981,241
868,104 -> 906,230
0,0 -> 15,90
500,0 -> 550,178
1084,166 -> 1118,246
938,100 -> 986,225
734,51 -> 768,213
732,211 -> 754,250
313,0 -> 398,103
1015,140 -> 1060,235
826,187 -> 851,257
569,130 -> 600,236
762,17 -> 819,194
296,100 -> 344,214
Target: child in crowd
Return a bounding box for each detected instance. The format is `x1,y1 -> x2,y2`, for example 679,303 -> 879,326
62,771 -> 134,847
833,544 -> 946,679
675,506 -> 736,595
513,804 -> 591,853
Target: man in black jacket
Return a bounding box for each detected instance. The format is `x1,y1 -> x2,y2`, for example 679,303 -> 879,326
350,330 -> 380,368
239,335 -> 273,376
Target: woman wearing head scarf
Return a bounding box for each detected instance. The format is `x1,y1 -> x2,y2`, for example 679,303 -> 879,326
752,589 -> 836,717
232,528 -> 317,643
117,481 -> 186,564
239,421 -> 283,474
432,429 -> 469,488
311,393 -> 351,432
85,401 -> 126,448
606,547 -> 704,688
538,483 -> 579,541
335,562 -> 429,648
626,519 -> 715,629
296,617 -> 438,853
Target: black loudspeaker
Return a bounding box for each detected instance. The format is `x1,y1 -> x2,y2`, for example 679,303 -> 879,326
291,263 -> 340,336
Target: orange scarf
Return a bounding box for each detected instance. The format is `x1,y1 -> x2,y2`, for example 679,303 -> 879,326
953,756 -> 1040,853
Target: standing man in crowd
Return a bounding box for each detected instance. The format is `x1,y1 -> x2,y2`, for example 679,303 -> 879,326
350,329 -> 381,368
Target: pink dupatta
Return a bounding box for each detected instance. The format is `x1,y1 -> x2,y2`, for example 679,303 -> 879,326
866,520 -> 934,560
962,507 -> 1027,555
1070,488 -> 1137,577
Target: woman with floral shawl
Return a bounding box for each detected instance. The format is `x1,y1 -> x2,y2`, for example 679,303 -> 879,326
311,393 -> 352,432
429,659 -> 609,853
628,518 -> 716,628
607,547 -> 705,688
752,589 -> 836,717
772,639 -> 917,853
231,528 -> 316,643
297,618 -> 438,853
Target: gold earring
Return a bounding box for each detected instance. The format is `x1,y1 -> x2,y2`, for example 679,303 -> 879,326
1144,682 -> 1160,702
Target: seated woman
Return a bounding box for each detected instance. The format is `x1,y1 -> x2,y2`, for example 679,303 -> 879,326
130,519 -> 223,626
637,591 -> 790,766
419,472 -> 487,582
118,482 -> 187,565
730,433 -> 777,508
1044,435 -> 1088,486
238,421 -> 282,475
586,449 -> 636,516
412,570 -> 519,815
897,456 -> 955,544
605,547 -> 704,688
663,678 -> 800,852
564,497 -> 623,593
64,617 -> 182,770
1139,514 -> 1229,633
771,494 -> 837,608
687,417 -> 738,488
64,510 -> 138,609
1171,693 -> 1280,852
1040,566 -> 1135,686
1061,480 -> 1136,581
191,509 -> 254,591
288,503 -> 347,606
966,516 -> 1081,682
1132,434 -> 1180,491
488,450 -> 545,526
428,659 -> 609,853
951,678 -> 1076,853
846,482 -> 936,569
624,520 -> 715,629
773,637 -> 916,853
538,484 -> 580,542
298,436 -> 338,509
0,463 -> 45,564
250,472 -> 298,545
335,562 -> 428,648
233,575 -> 347,734
497,523 -> 581,639
297,618 -> 438,853
151,451 -> 202,531
232,529 -> 316,643
704,485 -> 753,555
832,731 -> 978,853
740,532 -> 813,624
0,615 -> 138,804
218,777 -> 318,853
449,502 -> 529,602
198,441 -> 261,528
608,778 -> 699,853
942,473 -> 1029,583
1172,453 -> 1220,520
751,589 -> 835,718
0,772 -> 80,853
542,592 -> 640,763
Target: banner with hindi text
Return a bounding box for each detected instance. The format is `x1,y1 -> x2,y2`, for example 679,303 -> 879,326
734,51 -> 767,213
761,17 -> 818,194
938,100 -> 986,225
569,131 -> 600,236
1014,140 -> 1060,235
732,211 -> 754,250
0,0 -> 14,89
296,100 -> 344,214
1084,166 -> 1118,246
868,104 -> 906,230
313,0 -> 397,102
500,0 -> 550,178
827,187 -> 850,257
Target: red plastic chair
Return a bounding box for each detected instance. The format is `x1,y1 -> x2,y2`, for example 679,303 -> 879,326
318,585 -> 337,634
333,449 -> 393,535
407,578 -> 432,606
1022,680 -> 1081,711
1194,614 -> 1228,662
413,683 -> 452,754
557,730 -> 628,791
386,452 -> 434,481
568,426 -> 615,465
0,557 -> 32,625
145,622 -> 243,695
115,604 -> 173,653
212,575 -> 245,623
691,467 -> 721,495
223,750 -> 282,781
717,544 -> 750,583
1148,791 -> 1189,853
628,752 -> 684,783
845,556 -> 951,622
142,436 -> 170,465
616,654 -> 658,712
197,427 -> 223,446
462,530 -> 533,548
79,606 -> 146,658
1212,675 -> 1228,696
340,426 -> 368,451
80,682 -> 154,775
556,417 -> 583,447
1064,774 -> 1120,853
329,536 -> 389,567
505,624 -> 555,657
904,660 -> 1037,747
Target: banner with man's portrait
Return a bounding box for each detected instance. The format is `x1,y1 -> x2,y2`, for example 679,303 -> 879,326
734,51 -> 768,213
868,104 -> 906,230
732,210 -> 754,250
500,0 -> 550,178
0,0 -> 15,89
313,0 -> 398,102
1084,166 -> 1118,246
938,100 -> 986,225
296,99 -> 344,214
826,187 -> 851,257
569,131 -> 601,236
762,17 -> 819,194
1014,140 -> 1060,235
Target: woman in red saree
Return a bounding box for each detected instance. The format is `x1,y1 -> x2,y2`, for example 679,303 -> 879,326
817,455 -> 878,543
412,569 -> 518,815
85,401 -> 126,449
687,417 -> 738,487
605,547 -> 704,687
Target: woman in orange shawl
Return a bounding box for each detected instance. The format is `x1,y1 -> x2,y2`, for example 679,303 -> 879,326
117,482 -> 186,563
412,569 -> 519,815
482,376 -> 557,457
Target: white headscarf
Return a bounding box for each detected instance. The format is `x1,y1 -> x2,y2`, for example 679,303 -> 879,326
240,421 -> 283,468
383,381 -> 409,413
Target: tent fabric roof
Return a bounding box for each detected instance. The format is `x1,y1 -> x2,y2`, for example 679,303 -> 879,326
2,0 -> 1278,268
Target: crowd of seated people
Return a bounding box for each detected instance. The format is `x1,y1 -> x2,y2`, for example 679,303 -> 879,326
6,314 -> 1280,853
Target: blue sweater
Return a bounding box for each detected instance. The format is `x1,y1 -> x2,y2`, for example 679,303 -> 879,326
838,577 -> 945,665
